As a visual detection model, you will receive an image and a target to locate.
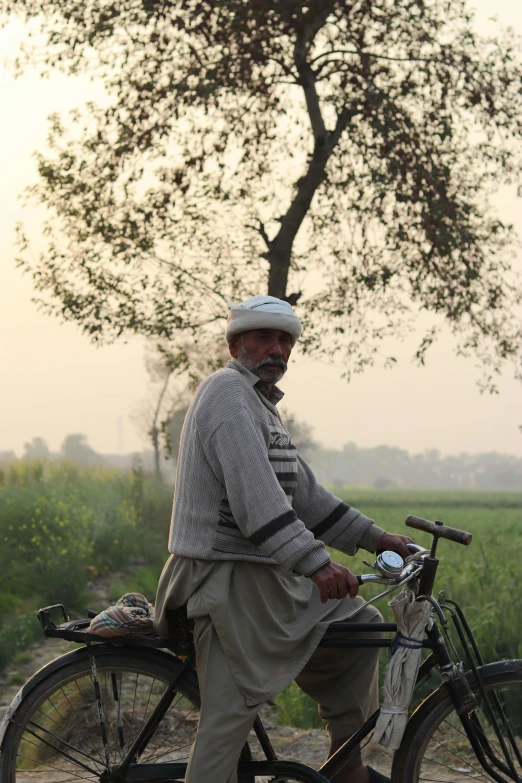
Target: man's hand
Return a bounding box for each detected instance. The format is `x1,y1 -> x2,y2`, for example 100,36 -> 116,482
309,562 -> 359,603
376,532 -> 415,560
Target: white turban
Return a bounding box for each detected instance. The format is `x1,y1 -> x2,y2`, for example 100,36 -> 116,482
225,295 -> 302,344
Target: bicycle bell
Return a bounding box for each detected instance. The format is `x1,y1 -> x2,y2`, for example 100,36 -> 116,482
374,550 -> 404,577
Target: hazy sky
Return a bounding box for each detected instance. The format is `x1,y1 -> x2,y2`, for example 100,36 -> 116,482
1,4 -> 522,459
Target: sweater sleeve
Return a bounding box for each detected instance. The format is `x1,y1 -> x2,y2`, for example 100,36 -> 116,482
292,453 -> 385,555
204,410 -> 330,577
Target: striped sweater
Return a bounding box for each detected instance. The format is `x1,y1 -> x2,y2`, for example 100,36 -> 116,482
168,359 -> 384,577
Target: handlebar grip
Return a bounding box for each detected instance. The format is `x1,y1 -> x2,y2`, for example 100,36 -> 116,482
405,515 -> 472,546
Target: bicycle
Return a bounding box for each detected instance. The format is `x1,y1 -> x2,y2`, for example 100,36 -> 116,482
1,514 -> 521,782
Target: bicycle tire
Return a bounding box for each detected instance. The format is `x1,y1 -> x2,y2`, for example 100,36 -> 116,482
0,644 -> 200,782
392,660 -> 522,782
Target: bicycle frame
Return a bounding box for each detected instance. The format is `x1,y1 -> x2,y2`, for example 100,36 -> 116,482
100,606 -> 521,783
96,614 -> 446,782
105,618 -> 411,783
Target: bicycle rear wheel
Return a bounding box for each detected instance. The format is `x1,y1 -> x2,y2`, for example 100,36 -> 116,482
0,645 -> 200,782
392,662 -> 522,782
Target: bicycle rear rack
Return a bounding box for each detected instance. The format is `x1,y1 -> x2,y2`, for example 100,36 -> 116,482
37,604 -> 194,654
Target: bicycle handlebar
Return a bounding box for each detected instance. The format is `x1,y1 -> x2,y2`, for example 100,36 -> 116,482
405,514 -> 472,546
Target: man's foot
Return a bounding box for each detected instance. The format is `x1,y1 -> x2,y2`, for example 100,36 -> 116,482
367,766 -> 391,783
331,762 -> 390,783
327,738 -> 390,783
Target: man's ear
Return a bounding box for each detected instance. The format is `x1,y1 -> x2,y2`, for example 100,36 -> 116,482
228,336 -> 240,358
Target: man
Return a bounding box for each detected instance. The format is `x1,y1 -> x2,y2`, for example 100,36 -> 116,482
155,295 -> 413,783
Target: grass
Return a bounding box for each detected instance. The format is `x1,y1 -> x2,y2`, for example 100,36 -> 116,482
274,488 -> 522,728
0,459 -> 172,669
108,564 -> 165,605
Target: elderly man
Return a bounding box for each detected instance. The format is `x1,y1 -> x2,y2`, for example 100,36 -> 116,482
155,295 -> 413,783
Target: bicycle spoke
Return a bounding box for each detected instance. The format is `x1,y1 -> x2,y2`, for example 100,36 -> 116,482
145,705 -> 198,763
13,721 -> 100,777
130,672 -> 139,734
440,711 -> 517,775
73,678 -> 107,757
416,687 -> 522,783
100,671 -> 117,765
62,680 -> 108,766
5,653 -> 201,783
55,684 -> 107,768
148,738 -> 195,762
419,778 -> 484,782
28,719 -> 103,767
469,711 -> 521,778
422,732 -> 494,780
16,752 -> 97,782
140,677 -> 155,732
58,688 -> 106,766
112,670 -> 125,756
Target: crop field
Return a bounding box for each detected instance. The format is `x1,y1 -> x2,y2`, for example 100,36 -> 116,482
275,488 -> 522,727
1,463 -> 521,729
0,460 -> 172,669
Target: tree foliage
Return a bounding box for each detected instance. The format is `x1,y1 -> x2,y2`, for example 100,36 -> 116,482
60,433 -> 103,465
3,0 -> 522,384
23,437 -> 51,461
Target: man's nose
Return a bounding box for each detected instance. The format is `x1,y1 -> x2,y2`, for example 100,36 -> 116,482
268,341 -> 282,356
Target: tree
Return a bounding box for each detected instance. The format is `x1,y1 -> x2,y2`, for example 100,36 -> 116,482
162,405 -> 190,465
4,0 -> 522,387
130,344 -> 184,480
61,433 -> 103,465
23,437 -> 51,460
282,410 -> 319,462
130,339 -> 229,476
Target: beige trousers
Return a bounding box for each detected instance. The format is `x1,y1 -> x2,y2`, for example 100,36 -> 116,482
186,603 -> 382,783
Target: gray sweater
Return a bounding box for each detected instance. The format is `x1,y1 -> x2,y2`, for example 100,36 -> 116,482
168,360 -> 384,577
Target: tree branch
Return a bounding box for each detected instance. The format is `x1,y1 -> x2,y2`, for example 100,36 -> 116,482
152,254 -> 229,304
311,48 -> 437,65
245,218 -> 272,251
151,372 -> 171,432
293,12 -> 331,145
328,105 -> 354,153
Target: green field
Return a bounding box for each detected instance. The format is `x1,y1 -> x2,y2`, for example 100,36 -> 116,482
1,464 -> 521,729
275,487 -> 522,727
0,460 -> 172,669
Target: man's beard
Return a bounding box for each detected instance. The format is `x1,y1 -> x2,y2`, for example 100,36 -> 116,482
237,347 -> 287,384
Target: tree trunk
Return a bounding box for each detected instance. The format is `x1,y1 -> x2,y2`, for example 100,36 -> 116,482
150,424 -> 162,482
267,147 -> 331,301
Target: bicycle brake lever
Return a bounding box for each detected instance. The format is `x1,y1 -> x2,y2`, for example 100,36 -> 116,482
357,574 -> 400,585
406,543 -> 429,554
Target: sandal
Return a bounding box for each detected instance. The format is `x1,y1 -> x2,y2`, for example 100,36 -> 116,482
367,766 -> 391,783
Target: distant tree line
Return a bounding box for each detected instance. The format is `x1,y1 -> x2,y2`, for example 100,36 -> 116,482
1,431 -> 520,490
0,435 -> 170,480
287,428 -> 522,491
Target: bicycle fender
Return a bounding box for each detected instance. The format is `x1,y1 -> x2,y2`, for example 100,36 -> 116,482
409,659 -> 522,723
0,644 -> 193,753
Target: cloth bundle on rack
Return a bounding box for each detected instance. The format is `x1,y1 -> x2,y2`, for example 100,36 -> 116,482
88,592 -> 155,637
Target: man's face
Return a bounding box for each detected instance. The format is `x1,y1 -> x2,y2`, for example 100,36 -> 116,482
229,329 -> 293,384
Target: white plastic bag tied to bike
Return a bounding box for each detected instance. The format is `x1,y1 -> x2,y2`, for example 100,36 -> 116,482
373,585 -> 433,750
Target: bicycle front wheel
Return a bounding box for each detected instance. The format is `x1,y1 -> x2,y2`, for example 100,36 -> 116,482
0,645 -> 200,783
392,661 -> 522,782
